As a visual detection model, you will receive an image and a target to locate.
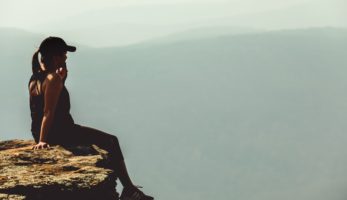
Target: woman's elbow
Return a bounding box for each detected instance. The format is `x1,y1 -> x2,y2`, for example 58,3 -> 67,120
43,110 -> 55,119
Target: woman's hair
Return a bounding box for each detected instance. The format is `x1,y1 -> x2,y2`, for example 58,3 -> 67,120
31,50 -> 62,76
31,50 -> 41,76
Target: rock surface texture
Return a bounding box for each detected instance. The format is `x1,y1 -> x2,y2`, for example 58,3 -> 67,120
0,140 -> 119,200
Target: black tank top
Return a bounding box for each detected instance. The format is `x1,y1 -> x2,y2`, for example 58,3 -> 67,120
28,72 -> 75,142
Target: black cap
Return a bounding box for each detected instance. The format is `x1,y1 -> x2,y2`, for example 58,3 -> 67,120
39,36 -> 76,54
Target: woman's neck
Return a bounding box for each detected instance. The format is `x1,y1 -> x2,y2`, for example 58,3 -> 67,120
42,66 -> 58,74
40,61 -> 58,72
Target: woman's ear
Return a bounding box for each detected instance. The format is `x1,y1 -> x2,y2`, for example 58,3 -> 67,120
51,55 -> 60,68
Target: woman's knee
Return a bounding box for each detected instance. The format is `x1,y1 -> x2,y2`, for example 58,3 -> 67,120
109,135 -> 119,145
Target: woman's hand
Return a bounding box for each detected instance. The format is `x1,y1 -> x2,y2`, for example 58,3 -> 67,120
56,67 -> 67,80
32,141 -> 51,150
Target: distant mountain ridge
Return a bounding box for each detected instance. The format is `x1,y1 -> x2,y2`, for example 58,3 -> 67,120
1,26 -> 346,52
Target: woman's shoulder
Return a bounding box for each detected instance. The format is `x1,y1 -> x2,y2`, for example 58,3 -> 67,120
45,72 -> 60,80
42,72 -> 63,91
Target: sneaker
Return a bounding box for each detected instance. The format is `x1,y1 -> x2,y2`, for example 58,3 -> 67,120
120,185 -> 154,200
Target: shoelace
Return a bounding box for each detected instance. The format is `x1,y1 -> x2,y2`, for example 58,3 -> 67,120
120,185 -> 145,200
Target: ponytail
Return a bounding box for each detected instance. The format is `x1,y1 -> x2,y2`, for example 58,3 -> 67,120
31,50 -> 41,75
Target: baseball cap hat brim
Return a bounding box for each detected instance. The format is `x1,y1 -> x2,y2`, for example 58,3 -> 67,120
66,45 -> 76,52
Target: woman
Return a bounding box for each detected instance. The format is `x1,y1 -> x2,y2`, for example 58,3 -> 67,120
28,36 -> 154,200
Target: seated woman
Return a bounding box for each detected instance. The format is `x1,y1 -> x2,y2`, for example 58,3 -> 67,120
28,36 -> 154,200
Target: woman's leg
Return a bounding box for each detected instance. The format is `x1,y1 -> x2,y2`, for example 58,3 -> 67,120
64,124 -> 134,188
51,124 -> 154,199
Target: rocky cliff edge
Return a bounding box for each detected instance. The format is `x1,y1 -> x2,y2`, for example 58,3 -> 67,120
0,139 -> 119,200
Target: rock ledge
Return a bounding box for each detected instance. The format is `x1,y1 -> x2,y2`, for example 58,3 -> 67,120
0,140 -> 119,200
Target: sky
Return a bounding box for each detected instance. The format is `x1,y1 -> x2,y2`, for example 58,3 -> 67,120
1,0 -> 345,30
1,0 -> 346,47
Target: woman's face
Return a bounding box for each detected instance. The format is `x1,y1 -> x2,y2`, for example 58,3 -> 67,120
52,51 -> 68,80
53,51 -> 68,70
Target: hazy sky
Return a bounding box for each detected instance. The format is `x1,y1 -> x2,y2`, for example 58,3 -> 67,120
1,0 -> 345,30
1,0 -> 345,47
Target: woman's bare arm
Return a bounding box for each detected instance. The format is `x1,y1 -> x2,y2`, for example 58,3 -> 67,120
33,73 -> 63,149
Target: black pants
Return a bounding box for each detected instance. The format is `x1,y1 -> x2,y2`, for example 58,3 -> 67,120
33,124 -> 124,171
